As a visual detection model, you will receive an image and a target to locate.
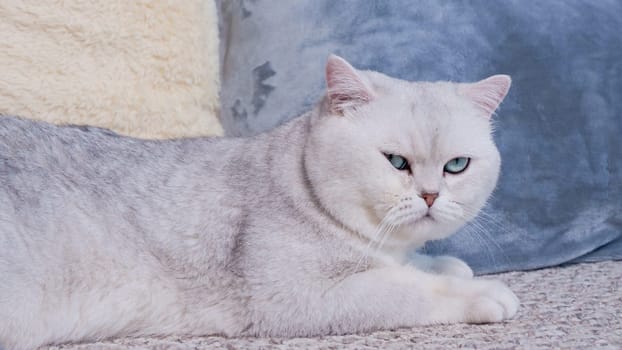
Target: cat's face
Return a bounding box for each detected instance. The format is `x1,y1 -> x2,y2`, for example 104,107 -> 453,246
305,55 -> 510,251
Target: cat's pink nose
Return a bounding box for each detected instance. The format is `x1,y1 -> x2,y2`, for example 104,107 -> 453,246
421,192 -> 439,207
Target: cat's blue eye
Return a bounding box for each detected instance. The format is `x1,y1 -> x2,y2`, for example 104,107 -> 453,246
386,154 -> 409,171
444,157 -> 470,174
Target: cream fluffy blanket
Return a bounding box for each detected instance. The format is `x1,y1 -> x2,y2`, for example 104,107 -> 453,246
0,1 -> 222,138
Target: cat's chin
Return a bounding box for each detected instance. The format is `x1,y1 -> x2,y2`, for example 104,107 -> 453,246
403,211 -> 440,226
386,213 -> 464,248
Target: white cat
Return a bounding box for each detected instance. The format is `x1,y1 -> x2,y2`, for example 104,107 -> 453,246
0,55 -> 517,349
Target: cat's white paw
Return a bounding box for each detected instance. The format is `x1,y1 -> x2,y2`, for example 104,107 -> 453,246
429,256 -> 474,279
413,254 -> 474,278
466,280 -> 519,323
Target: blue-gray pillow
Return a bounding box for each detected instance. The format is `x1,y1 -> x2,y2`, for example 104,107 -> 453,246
217,0 -> 622,274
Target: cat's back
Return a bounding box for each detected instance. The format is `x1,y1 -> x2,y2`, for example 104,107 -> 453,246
2,116 -> 111,204
0,115 -> 246,270
0,116 -> 235,238
2,116 -> 128,181
1,116 -> 144,220
0,115 -> 231,187
1,115 -> 160,178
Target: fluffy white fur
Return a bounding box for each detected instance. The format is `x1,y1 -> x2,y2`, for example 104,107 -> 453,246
0,55 -> 515,349
0,1 -> 222,138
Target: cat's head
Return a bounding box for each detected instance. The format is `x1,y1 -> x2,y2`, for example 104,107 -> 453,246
304,55 -> 510,252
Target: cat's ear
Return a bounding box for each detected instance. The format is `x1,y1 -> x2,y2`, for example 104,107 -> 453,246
461,75 -> 511,118
325,54 -> 375,115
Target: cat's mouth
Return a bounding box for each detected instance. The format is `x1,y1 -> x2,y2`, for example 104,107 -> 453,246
420,213 -> 436,223
402,211 -> 436,226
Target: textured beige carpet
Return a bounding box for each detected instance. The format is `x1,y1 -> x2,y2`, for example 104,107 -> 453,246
48,260 -> 622,350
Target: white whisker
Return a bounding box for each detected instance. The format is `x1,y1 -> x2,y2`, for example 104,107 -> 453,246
449,200 -> 511,265
461,225 -> 498,266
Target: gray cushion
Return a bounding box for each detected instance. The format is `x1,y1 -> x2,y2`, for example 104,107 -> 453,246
217,0 -> 622,273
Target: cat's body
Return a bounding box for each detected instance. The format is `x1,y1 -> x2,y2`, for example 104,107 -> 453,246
0,56 -> 518,349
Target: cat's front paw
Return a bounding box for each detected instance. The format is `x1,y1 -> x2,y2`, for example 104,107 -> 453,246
430,256 -> 474,279
465,280 -> 519,323
413,254 -> 474,278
